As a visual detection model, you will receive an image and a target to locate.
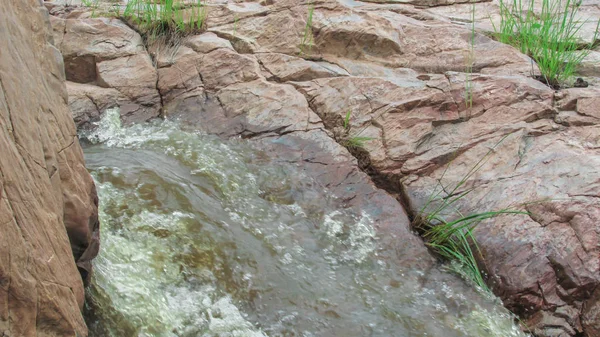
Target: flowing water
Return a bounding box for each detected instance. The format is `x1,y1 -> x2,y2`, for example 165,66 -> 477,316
82,109 -> 527,337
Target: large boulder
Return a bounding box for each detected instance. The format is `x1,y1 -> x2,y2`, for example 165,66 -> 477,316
0,0 -> 99,336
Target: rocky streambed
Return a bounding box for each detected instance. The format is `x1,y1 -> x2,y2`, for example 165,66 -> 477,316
81,108 -> 524,336
42,0 -> 600,336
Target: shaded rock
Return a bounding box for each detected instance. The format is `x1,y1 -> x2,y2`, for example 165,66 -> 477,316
60,17 -> 145,83
583,287 -> 600,337
0,0 -> 99,335
67,81 -> 127,128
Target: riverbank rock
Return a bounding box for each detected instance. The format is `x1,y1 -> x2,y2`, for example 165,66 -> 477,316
49,14 -> 161,128
1,0 -> 100,336
47,0 -> 600,335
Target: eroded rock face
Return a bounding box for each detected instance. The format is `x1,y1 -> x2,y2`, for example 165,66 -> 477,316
49,13 -> 161,128
296,70 -> 600,336
1,0 -> 99,336
49,0 -> 600,335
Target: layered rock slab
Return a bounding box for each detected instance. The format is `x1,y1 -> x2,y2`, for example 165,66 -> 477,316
50,15 -> 161,128
1,0 -> 99,336
295,71 -> 600,336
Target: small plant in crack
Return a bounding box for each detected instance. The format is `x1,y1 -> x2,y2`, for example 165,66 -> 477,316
414,137 -> 528,291
299,0 -> 315,56
81,0 -> 100,17
233,15 -> 238,38
464,2 -> 476,109
339,110 -> 375,149
85,0 -> 207,37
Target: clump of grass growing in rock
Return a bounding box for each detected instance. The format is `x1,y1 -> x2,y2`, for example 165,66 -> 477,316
464,3 -> 476,109
81,0 -> 100,17
493,0 -> 599,88
339,110 -> 375,149
414,140 -> 527,291
233,15 -> 239,38
299,0 -> 315,56
85,0 -> 207,37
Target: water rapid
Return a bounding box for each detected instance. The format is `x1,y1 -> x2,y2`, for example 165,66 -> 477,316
82,109 -> 527,337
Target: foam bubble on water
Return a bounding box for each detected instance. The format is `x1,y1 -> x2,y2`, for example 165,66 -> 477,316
455,305 -> 528,337
84,108 -> 123,144
207,297 -> 267,337
90,180 -> 266,337
86,111 -> 529,337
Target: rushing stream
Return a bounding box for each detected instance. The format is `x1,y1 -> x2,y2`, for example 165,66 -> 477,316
82,109 -> 527,337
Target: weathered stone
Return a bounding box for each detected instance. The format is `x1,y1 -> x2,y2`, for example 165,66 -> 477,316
61,17 -> 145,61
96,54 -> 161,122
157,52 -> 203,100
294,71 -> 600,335
215,79 -> 322,137
60,17 -> 145,83
428,0 -> 600,45
184,32 -> 234,54
1,0 -> 99,336
198,48 -> 262,91
583,287 -> 600,337
555,86 -> 600,126
208,6 -> 307,55
67,81 -> 127,128
257,53 -> 349,82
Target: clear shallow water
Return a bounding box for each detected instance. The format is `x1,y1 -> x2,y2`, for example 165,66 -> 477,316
82,109 -> 527,337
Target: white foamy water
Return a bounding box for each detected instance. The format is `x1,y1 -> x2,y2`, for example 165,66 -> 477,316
83,109 -> 529,337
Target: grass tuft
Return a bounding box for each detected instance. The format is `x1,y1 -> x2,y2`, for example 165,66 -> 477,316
465,2 -> 476,109
415,138 -> 528,291
84,0 -> 207,38
493,0 -> 599,88
344,136 -> 375,149
299,0 -> 315,56
339,110 -> 374,149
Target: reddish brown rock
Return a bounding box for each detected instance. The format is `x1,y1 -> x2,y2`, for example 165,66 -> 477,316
257,53 -> 349,82
1,0 -> 99,336
96,53 -> 162,122
295,71 -> 600,335
67,81 -> 127,128
46,0 -> 600,335
50,15 -> 161,126
60,17 -> 145,82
